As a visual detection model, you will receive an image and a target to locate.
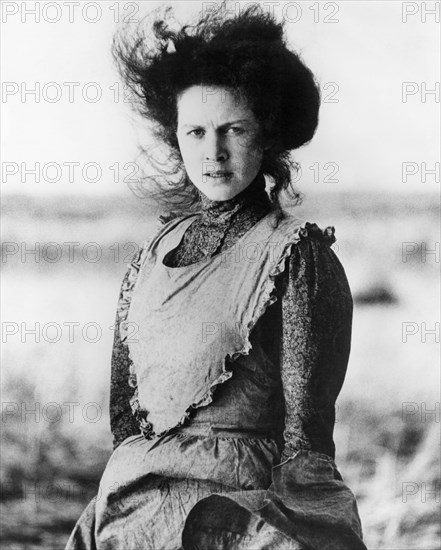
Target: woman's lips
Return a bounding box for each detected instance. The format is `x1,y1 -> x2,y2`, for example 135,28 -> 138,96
205,172 -> 233,178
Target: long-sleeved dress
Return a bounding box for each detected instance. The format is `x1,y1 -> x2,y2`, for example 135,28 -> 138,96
65,174 -> 367,550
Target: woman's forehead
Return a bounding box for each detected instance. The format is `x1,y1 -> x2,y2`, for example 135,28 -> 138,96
177,85 -> 255,125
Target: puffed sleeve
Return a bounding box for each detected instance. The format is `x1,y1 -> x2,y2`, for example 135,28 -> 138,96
109,245 -> 146,450
278,223 -> 353,461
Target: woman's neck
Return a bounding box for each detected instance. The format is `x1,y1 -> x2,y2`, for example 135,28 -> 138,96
164,173 -> 272,267
198,172 -> 271,225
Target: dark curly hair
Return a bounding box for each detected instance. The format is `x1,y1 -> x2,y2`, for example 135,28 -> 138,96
112,2 -> 320,220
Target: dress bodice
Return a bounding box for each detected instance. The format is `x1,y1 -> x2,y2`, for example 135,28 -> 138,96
126,210 -> 306,438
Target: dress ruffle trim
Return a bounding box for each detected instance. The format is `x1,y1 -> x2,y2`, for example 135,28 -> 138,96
117,240 -> 155,438
118,241 -> 148,344
120,220 -> 336,441
242,220 -> 336,352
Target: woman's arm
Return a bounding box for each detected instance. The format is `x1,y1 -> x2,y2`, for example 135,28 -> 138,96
278,225 -> 353,461
109,268 -> 140,450
109,241 -> 150,450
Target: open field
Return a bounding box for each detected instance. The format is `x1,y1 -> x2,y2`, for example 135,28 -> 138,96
1,192 -> 439,549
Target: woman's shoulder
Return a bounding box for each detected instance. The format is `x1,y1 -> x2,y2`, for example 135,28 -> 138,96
271,213 -> 339,270
115,215 -> 169,332
115,249 -> 144,338
275,210 -> 336,246
298,221 -> 336,246
277,216 -> 351,300
130,212 -> 192,262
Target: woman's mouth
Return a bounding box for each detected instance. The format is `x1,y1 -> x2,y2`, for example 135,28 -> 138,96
204,172 -> 233,179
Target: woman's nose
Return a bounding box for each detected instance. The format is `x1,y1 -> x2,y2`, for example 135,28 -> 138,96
204,134 -> 228,162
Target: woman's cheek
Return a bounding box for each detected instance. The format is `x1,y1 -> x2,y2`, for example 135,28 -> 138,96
181,144 -> 198,170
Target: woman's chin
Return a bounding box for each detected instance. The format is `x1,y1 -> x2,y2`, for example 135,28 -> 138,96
197,186 -> 237,202
196,181 -> 250,202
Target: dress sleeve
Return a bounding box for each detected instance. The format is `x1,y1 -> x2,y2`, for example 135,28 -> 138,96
278,224 -> 353,461
109,245 -> 147,450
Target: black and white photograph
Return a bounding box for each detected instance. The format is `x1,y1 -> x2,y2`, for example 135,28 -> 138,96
1,1 -> 439,548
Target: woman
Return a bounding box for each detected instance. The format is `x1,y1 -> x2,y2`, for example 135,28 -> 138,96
66,4 -> 367,549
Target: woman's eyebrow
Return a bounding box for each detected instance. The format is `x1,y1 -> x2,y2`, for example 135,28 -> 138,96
181,119 -> 249,129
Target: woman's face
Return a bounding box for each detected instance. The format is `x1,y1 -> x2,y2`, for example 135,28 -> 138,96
176,85 -> 266,201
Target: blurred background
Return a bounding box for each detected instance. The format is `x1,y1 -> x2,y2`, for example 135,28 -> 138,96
1,1 -> 440,548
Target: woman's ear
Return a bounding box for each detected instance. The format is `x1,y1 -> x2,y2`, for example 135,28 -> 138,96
263,138 -> 274,151
261,130 -> 275,151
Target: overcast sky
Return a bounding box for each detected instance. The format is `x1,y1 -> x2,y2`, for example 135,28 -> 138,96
2,0 -> 439,195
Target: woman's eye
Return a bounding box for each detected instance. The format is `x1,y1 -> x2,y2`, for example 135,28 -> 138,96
188,129 -> 204,137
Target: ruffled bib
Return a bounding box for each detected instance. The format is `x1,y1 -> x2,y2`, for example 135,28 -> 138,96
121,212 -> 335,438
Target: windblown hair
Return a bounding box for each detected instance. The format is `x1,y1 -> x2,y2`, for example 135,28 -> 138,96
112,2 -> 321,219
